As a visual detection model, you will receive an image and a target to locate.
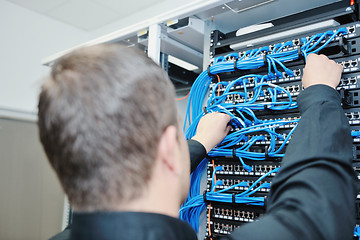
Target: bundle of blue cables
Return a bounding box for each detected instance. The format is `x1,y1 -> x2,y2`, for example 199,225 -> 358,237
184,27 -> 347,130
179,166 -> 279,232
180,27 -> 348,233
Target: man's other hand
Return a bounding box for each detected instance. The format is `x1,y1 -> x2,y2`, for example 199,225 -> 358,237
191,112 -> 231,152
302,53 -> 343,89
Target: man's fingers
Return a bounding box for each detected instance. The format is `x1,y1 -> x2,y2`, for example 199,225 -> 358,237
225,125 -> 232,134
302,53 -> 342,89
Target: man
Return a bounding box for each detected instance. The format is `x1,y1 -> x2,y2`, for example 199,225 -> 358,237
38,44 -> 357,240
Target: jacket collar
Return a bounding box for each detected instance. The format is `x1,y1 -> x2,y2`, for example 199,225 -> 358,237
70,211 -> 198,240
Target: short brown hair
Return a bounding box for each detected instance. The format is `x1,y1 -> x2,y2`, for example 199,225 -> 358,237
38,44 -> 177,211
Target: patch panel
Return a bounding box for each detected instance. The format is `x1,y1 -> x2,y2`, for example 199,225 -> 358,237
282,68 -> 302,79
211,180 -> 271,193
224,126 -> 294,147
347,111 -> 360,121
211,21 -> 360,60
208,69 -> 301,96
345,108 -> 360,125
208,160 -> 280,176
210,72 -> 360,109
212,221 -> 239,235
207,204 -> 265,238
338,73 -> 360,90
235,34 -> 360,62
212,207 -> 262,222
343,59 -> 359,69
224,91 -> 300,105
223,87 -> 360,109
209,55 -> 359,92
340,55 -> 360,73
209,54 -> 360,99
257,113 -> 301,122
217,74 -> 360,107
240,128 -> 293,139
220,80 -> 303,105
212,164 -> 278,176
206,173 -> 273,194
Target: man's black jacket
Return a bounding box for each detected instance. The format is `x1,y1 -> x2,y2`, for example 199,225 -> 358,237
50,85 -> 358,240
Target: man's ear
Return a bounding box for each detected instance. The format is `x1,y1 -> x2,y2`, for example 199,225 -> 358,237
157,125 -> 178,173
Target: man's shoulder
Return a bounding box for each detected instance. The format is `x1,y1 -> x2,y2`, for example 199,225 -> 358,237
49,227 -> 70,240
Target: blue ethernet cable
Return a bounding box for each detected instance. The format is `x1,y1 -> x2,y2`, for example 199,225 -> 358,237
351,131 -> 360,138
354,226 -> 360,238
188,158 -> 208,198
211,166 -> 224,191
179,168 -> 279,231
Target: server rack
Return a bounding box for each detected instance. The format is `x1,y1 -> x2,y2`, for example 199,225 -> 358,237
180,1 -> 360,239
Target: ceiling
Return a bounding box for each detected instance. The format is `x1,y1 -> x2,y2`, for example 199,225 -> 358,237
6,0 -> 165,31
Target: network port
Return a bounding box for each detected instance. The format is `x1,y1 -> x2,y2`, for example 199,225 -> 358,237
345,112 -> 353,119
351,59 -> 358,67
354,112 -> 360,119
349,77 -> 357,85
293,38 -> 300,46
347,25 -> 356,34
238,51 -> 245,58
343,61 -> 351,68
226,56 -> 236,62
222,165 -> 228,171
294,69 -> 301,77
248,77 -> 255,84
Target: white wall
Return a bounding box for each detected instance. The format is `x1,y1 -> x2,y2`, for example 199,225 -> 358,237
0,118 -> 65,240
0,0 -> 209,114
0,0 -> 94,113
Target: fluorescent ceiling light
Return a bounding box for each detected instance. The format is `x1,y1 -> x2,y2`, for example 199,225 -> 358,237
230,19 -> 339,50
168,55 -> 199,71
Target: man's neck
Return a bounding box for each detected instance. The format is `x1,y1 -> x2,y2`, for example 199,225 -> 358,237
72,186 -> 181,218
118,192 -> 180,217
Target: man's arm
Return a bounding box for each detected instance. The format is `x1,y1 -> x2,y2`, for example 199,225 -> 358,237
224,54 -> 358,240
189,113 -> 231,173
188,139 -> 207,173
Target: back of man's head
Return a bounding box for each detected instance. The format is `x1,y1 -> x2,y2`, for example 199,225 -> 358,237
38,44 -> 177,211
